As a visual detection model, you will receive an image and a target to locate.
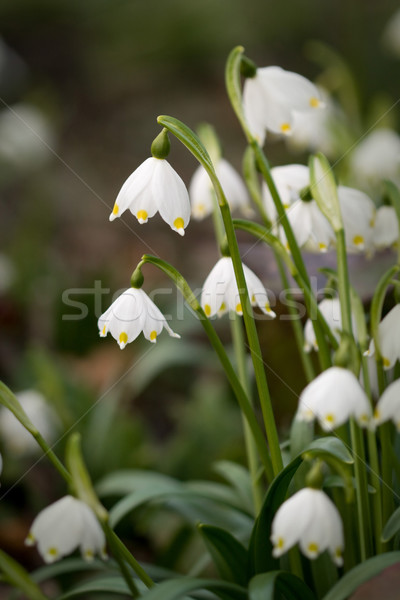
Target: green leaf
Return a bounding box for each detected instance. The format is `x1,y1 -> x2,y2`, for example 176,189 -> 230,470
198,524 -> 249,586
157,115 -> 215,175
32,558 -> 109,583
382,505 -> 400,542
249,571 -> 317,600
0,549 -> 49,600
322,552 -> 400,600
225,46 -> 249,137
137,577 -> 246,600
213,460 -> 254,514
309,153 -> 342,232
56,575 -> 133,599
248,436 -> 353,576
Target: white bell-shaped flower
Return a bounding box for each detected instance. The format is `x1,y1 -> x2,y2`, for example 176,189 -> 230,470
350,128 -> 400,187
25,496 -> 107,563
243,66 -> 323,145
304,298 -> 344,352
296,366 -> 371,430
374,379 -> 400,430
337,186 -> 375,254
201,257 -> 275,319
189,158 -> 250,220
373,206 -> 399,250
364,304 -> 400,369
109,157 -> 190,236
262,164 -> 335,253
271,487 -> 344,565
98,288 -> 180,349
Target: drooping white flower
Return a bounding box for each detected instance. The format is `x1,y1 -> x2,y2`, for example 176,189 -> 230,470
243,66 -> 323,145
25,496 -> 106,563
338,186 -> 375,254
98,288 -> 180,349
296,366 -> 371,430
304,298 -> 343,352
271,487 -> 344,565
374,379 -> 400,430
0,390 -> 58,455
109,157 -> 190,236
189,158 -> 250,220
201,257 -> 275,319
373,206 -> 399,250
364,304 -> 400,369
350,128 -> 400,187
262,164 -> 335,253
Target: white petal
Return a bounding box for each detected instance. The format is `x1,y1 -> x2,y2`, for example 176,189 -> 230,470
243,76 -> 269,144
102,289 -> 146,349
271,488 -> 317,557
260,67 -> 322,114
152,159 -> 190,235
110,157 -> 155,221
79,503 -> 107,560
378,304 -> 400,369
374,379 -> 400,428
373,206 -> 399,249
338,186 -> 375,253
201,258 -> 232,317
243,263 -> 275,317
216,159 -> 250,213
189,165 -> 214,220
141,290 -> 180,342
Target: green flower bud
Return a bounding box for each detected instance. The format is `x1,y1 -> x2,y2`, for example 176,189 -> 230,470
130,266 -> 144,289
151,128 -> 171,159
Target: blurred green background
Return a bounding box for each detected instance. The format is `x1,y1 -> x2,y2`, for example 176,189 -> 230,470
0,0 -> 399,574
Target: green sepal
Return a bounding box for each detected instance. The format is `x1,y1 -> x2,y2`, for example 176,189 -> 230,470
240,55 -> 257,78
151,127 -> 170,159
0,549 -> 49,600
65,433 -> 108,522
130,265 -> 144,289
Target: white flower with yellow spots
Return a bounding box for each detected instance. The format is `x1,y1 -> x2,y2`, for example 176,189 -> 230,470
373,379 -> 400,430
25,496 -> 107,563
296,366 -> 371,430
271,487 -> 344,566
109,157 -> 190,236
189,158 -> 250,220
262,164 -> 335,253
338,186 -> 375,254
243,66 -> 323,145
364,304 -> 400,369
201,257 -> 275,319
98,288 -> 180,349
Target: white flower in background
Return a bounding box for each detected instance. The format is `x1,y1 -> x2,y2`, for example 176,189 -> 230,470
350,129 -> 400,187
271,487 -> 344,565
0,103 -> 55,170
201,257 -> 275,319
364,304 -> 400,369
304,298 -> 348,352
382,9 -> 400,58
0,390 -> 57,455
262,164 -> 335,253
297,366 -> 371,430
109,157 -> 190,236
374,379 -> 400,430
25,496 -> 106,563
243,66 -> 323,145
98,288 -> 180,349
373,206 -> 399,250
338,186 -> 375,254
189,158 -> 250,220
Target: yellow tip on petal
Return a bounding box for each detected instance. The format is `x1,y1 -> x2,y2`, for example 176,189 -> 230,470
276,537 -> 285,550
174,217 -> 185,235
150,330 -> 157,342
308,542 -> 319,554
324,413 -> 335,425
318,242 -> 327,252
383,357 -> 391,368
219,302 -> 226,312
84,549 -> 94,560
265,303 -> 271,312
236,302 -> 243,314
137,209 -> 148,224
25,532 -> 35,546
47,547 -> 59,559
109,204 -> 119,221
353,235 -> 364,247
119,332 -> 128,348
310,96 -> 320,108
280,123 -> 291,134
204,304 -> 211,317
374,409 -> 380,420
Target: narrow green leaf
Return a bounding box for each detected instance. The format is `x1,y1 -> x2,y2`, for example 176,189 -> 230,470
136,577 -> 246,600
0,549 -> 49,600
198,524 -> 248,586
304,436 -> 354,464
213,460 -> 253,513
57,575 -> 133,599
249,571 -> 317,600
157,115 -> 215,175
225,46 -> 249,137
382,505 -> 400,542
322,552 -> 400,600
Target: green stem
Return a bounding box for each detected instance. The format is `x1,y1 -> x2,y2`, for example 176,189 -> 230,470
33,432 -> 72,486
139,255 -> 273,480
377,361 -> 394,546
104,525 -> 141,597
335,227 -> 372,560
231,314 -> 264,513
104,525 -> 154,589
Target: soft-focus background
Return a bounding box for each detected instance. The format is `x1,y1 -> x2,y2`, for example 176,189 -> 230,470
0,0 -> 399,581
